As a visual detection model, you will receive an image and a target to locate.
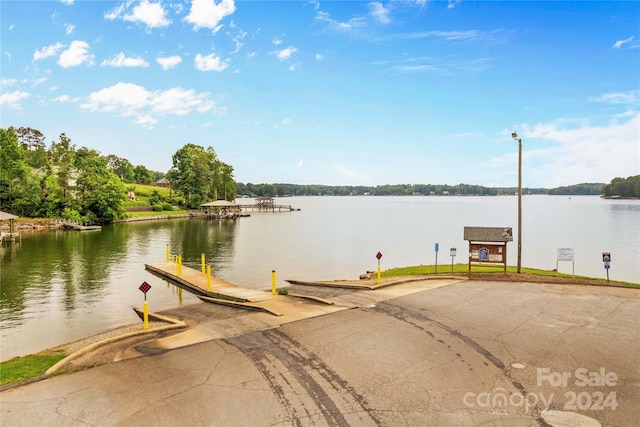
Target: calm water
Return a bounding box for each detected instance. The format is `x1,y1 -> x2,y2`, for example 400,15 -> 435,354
1,195 -> 638,361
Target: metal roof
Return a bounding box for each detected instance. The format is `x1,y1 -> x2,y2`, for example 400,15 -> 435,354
464,226 -> 513,242
0,211 -> 18,220
200,200 -> 238,207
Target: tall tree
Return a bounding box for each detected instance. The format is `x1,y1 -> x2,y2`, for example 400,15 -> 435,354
166,144 -> 236,208
75,147 -> 126,224
49,133 -> 76,205
106,155 -> 135,182
13,126 -> 49,168
0,128 -> 29,210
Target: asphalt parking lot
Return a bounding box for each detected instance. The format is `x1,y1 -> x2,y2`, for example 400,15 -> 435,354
1,280 -> 638,426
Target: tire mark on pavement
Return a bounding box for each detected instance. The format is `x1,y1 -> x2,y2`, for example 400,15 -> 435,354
374,302 -> 551,427
226,329 -> 382,426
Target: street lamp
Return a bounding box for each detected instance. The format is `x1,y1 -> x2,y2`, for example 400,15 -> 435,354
511,132 -> 522,274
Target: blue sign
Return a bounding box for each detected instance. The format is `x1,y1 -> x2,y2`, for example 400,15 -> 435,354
435,243 -> 439,252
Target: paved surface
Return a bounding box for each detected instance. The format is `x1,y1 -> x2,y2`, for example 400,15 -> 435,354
1,280 -> 638,426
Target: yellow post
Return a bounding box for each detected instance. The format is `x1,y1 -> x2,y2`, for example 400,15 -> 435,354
207,265 -> 211,291
166,244 -> 170,262
272,270 -> 276,295
177,256 -> 182,276
143,299 -> 149,330
377,262 -> 381,284
201,253 -> 205,274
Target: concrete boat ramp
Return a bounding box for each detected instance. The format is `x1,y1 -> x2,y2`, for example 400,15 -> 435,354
139,261 -> 465,354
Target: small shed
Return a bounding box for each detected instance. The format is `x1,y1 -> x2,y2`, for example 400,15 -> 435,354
156,177 -> 170,188
463,226 -> 513,272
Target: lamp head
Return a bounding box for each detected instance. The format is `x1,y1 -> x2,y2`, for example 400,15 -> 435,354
511,132 -> 518,139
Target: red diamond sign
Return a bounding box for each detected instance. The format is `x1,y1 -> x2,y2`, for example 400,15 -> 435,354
139,281 -> 151,294
376,252 -> 382,260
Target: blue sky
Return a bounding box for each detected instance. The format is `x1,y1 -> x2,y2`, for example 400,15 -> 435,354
1,0 -> 638,188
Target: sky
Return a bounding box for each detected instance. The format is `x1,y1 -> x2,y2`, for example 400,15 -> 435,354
1,0 -> 638,188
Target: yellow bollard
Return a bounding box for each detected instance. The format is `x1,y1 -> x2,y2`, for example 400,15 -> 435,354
143,299 -> 149,330
179,256 -> 183,276
207,265 -> 211,291
166,244 -> 170,262
201,253 -> 205,274
272,270 -> 276,295
177,256 -> 182,276
377,263 -> 381,284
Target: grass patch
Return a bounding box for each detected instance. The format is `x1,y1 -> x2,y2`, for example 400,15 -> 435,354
381,263 -> 640,288
1,351 -> 67,386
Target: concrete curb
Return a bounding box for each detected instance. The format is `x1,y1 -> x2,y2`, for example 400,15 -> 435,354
198,295 -> 283,316
44,312 -> 186,377
286,275 -> 469,290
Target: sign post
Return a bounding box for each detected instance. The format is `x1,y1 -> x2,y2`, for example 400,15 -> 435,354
139,281 -> 152,329
376,252 -> 382,284
556,248 -> 575,277
272,270 -> 276,295
434,243 -> 439,274
602,252 -> 611,282
450,247 -> 456,272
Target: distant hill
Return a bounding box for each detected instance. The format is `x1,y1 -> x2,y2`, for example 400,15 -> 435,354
548,183 -> 604,196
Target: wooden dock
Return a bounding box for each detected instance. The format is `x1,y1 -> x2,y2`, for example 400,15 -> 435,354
145,262 -> 276,303
239,204 -> 299,212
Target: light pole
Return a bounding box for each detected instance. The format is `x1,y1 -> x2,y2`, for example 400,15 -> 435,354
511,132 -> 522,274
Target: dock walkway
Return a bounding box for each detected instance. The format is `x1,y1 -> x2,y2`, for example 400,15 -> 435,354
146,262 -> 273,303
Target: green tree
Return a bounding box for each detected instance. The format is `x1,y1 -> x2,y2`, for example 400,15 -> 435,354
106,155 -> 135,182
49,133 -> 76,206
74,147 -> 126,224
14,126 -> 49,169
133,165 -> 154,184
166,144 -> 236,208
0,128 -> 29,211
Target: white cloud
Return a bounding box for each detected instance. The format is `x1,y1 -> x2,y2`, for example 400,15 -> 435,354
289,63 -> 301,71
315,53 -> 325,61
0,90 -> 30,109
33,42 -> 64,61
332,164 -> 369,181
612,36 -> 634,49
315,10 -> 367,32
156,55 -> 182,70
34,77 -> 48,86
503,113 -> 640,187
592,90 -> 639,104
1,78 -> 17,86
80,82 -> 217,128
52,94 -> 76,103
368,2 -> 391,25
60,0 -> 74,5
448,0 -> 461,9
272,37 -> 283,45
106,0 -> 171,28
184,0 -> 236,30
58,40 -> 94,67
274,46 -> 297,61
194,53 -> 228,71
297,159 -> 304,167
64,23 -> 75,35
101,52 -> 149,68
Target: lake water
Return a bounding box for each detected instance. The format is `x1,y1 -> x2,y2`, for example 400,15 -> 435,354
1,195 -> 638,361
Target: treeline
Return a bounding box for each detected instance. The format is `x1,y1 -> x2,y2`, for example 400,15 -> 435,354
236,183 -> 550,197
602,175 -> 640,199
0,127 -> 236,224
548,183 -> 604,196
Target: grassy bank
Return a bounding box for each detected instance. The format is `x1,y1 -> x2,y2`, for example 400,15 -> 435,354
1,351 -> 67,386
382,263 -> 640,288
